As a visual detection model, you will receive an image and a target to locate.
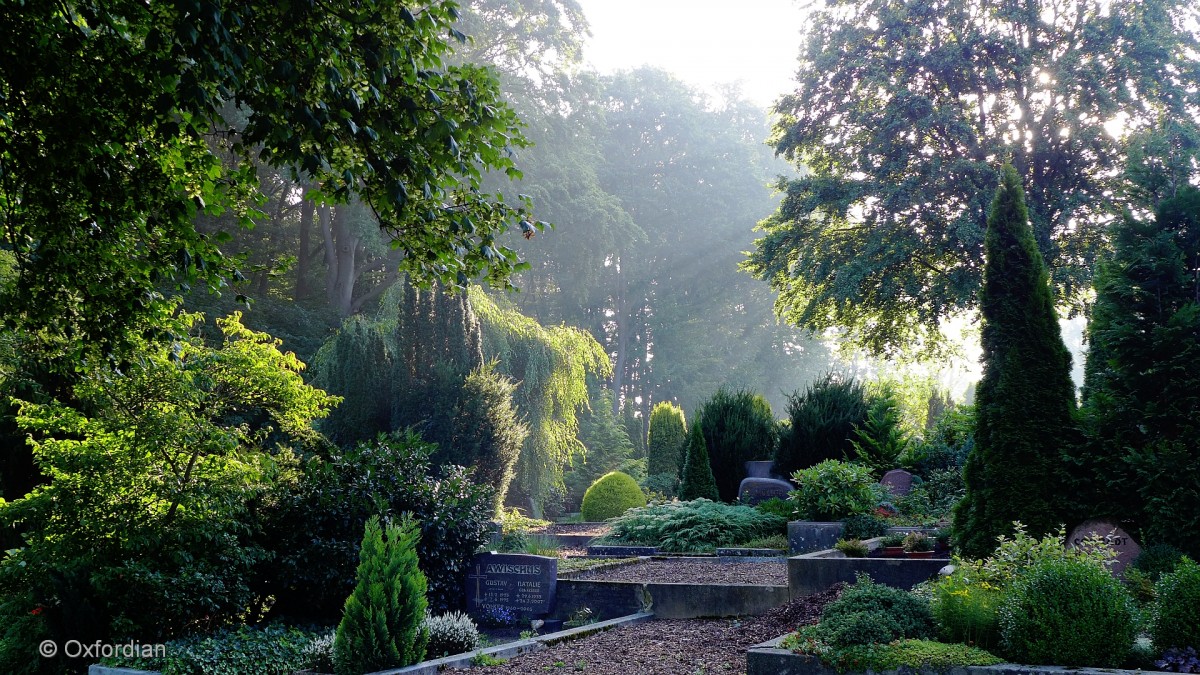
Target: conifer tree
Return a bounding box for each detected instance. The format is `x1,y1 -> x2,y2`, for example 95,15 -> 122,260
1074,187 -> 1200,556
953,165 -> 1077,558
647,401 -> 687,479
333,515 -> 429,675
695,387 -> 777,502
678,421 -> 719,502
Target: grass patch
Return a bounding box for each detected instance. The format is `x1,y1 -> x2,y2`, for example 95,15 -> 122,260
733,534 -> 788,550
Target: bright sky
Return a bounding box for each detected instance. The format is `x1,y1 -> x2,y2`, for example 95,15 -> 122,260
575,0 -> 810,108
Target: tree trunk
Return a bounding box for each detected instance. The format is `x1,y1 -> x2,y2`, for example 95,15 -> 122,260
295,195 -> 313,299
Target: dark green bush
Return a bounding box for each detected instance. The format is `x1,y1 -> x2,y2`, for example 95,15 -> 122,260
822,575 -> 935,641
333,515 -> 428,675
103,625 -> 327,675
694,387 -> 778,502
851,386 -> 911,476
774,373 -> 869,476
756,497 -> 798,521
600,499 -> 785,553
679,421 -> 720,501
1152,557 -> 1200,651
260,432 -> 494,620
1134,544 -> 1186,582
647,401 -> 688,478
580,471 -> 646,522
640,472 -> 679,500
822,611 -> 903,647
789,460 -> 883,521
998,556 -> 1137,667
841,514 -> 889,540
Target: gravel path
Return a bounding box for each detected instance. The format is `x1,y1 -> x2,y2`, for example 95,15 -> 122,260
472,585 -> 843,675
570,558 -> 789,585
532,523 -> 613,537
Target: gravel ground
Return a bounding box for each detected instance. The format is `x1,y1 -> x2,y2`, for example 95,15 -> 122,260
570,558 -> 789,585
472,585 -> 843,675
532,523 -> 613,537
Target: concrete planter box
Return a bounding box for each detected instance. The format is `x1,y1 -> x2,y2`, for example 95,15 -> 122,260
555,578 -> 789,620
788,542 -> 949,597
746,637 -> 1173,675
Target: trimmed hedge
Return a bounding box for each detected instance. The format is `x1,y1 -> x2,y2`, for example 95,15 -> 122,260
581,471 -> 646,522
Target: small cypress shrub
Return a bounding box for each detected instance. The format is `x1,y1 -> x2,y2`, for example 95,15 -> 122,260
647,401 -> 687,478
678,421 -> 719,502
333,515 -> 429,675
1152,557 -> 1200,652
580,471 -> 647,522
997,556 -> 1137,667
774,373 -> 869,476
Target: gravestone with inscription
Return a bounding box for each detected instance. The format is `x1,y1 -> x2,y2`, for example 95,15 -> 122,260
1067,519 -> 1141,576
465,552 -> 557,619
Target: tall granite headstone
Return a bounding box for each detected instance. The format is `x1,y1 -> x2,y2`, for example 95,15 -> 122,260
880,469 -> 915,498
1067,519 -> 1141,576
465,552 -> 557,619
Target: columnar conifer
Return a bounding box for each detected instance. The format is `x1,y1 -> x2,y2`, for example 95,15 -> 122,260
647,401 -> 687,478
953,165 -> 1077,558
679,421 -> 719,502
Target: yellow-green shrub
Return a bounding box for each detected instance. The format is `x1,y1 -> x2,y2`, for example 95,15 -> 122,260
581,471 -> 646,522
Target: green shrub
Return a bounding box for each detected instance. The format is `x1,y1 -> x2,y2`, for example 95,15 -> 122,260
424,611 -> 480,657
694,387 -> 778,502
600,499 -> 785,553
851,386 -> 911,476
1152,557 -> 1200,651
736,534 -> 789,550
333,515 -> 429,675
830,639 -> 1004,672
822,611 -> 903,647
647,401 -> 687,478
679,421 -> 720,501
841,514 -> 889,540
1134,544 -> 1186,582
932,573 -> 1004,651
102,624 -> 329,675
580,471 -> 647,522
789,460 -> 883,521
822,575 -> 936,642
755,497 -> 798,521
998,556 -> 1137,667
260,432 -> 494,618
640,472 -> 679,500
775,373 -> 870,475
835,539 -> 869,557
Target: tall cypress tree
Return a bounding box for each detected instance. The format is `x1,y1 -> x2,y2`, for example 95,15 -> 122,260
953,165 -> 1077,558
647,401 -> 687,478
695,387 -> 778,502
678,420 -> 719,502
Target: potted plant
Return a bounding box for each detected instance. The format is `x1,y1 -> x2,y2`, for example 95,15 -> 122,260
903,532 -> 934,558
788,460 -> 885,553
881,533 -> 906,557
933,527 -> 952,553
834,538 -> 869,558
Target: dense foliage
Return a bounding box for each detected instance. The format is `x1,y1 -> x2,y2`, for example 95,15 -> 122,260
954,167 -> 1077,558
0,314 -> 336,673
748,0 -> 1200,355
774,374 -> 869,476
789,460 -> 883,521
260,433 -> 494,619
997,557 -> 1137,668
580,471 -> 646,522
693,387 -> 778,502
600,499 -> 785,553
0,0 -> 540,369
424,611 -> 481,658
1152,557 -> 1200,652
332,515 -> 429,675
564,389 -> 641,511
105,625 -> 330,675
1074,188 -> 1200,556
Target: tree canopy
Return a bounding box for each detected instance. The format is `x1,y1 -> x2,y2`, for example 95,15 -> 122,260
748,0 -> 1200,355
0,0 -> 540,365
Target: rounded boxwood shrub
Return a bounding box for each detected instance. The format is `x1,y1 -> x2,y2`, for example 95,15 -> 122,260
998,557 -> 1137,667
581,471 -> 647,522
822,575 -> 935,641
1152,557 -> 1200,651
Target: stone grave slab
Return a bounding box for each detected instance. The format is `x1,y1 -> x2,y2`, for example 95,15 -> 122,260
738,477 -> 793,505
1067,519 -> 1141,576
466,552 -> 557,618
880,469 -> 914,498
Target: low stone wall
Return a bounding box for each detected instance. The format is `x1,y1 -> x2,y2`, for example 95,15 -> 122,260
746,637 -> 1170,675
554,579 -> 789,621
788,548 -> 949,597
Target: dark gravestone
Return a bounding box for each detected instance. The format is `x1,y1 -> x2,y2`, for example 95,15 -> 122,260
738,477 -> 794,505
1067,519 -> 1141,576
465,552 -> 557,618
880,469 -> 915,498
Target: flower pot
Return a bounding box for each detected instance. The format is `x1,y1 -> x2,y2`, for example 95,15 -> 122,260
883,546 -> 906,557
906,550 -> 934,559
